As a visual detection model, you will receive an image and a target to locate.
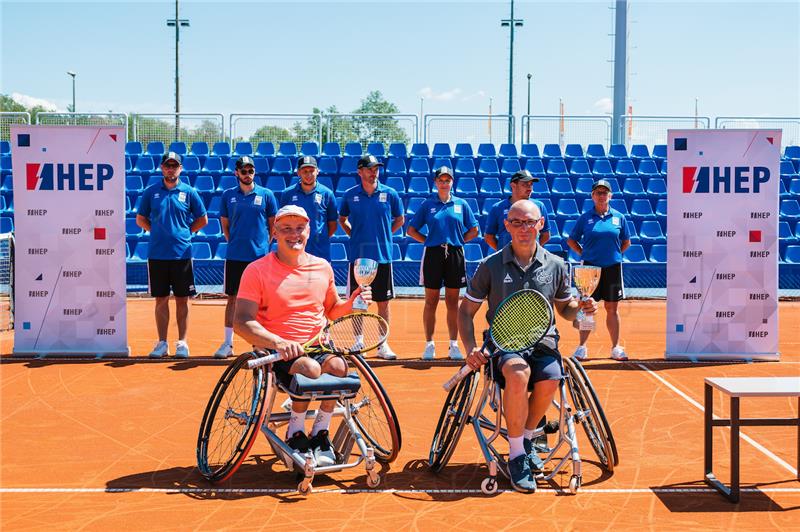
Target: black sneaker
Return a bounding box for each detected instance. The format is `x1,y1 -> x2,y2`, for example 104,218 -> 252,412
508,454 -> 536,493
309,429 -> 336,467
286,431 -> 310,453
523,438 -> 545,476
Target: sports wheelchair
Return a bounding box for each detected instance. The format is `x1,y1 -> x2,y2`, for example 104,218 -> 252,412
429,355 -> 618,494
197,351 -> 402,494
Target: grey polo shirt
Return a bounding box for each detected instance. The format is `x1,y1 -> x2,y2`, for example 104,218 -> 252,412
465,243 -> 572,350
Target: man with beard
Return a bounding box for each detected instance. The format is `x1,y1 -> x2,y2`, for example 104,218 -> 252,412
485,169 -> 551,251
137,151 -> 208,358
213,155 -> 278,358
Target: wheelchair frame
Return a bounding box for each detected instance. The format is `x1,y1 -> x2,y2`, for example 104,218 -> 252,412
429,356 -> 617,494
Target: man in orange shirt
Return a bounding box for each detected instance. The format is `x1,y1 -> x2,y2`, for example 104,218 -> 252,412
234,205 -> 370,466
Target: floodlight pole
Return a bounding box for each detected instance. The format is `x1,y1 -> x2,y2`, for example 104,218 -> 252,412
66,71 -> 76,120
167,0 -> 190,140
526,73 -> 532,143
501,0 -> 523,145
611,0 -> 628,145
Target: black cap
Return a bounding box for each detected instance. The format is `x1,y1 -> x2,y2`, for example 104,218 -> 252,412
433,166 -> 453,179
357,154 -> 383,169
161,151 -> 182,165
235,155 -> 255,169
297,156 -> 318,169
510,169 -> 538,182
592,179 -> 612,191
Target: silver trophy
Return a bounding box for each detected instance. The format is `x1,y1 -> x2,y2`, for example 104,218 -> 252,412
352,258 -> 378,311
573,265 -> 602,331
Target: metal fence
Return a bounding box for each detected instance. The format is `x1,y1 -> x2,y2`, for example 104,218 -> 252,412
131,113 -> 224,146
715,116 -> 800,147
424,114 -> 514,148
229,113 -> 322,148
0,112 -> 31,140
325,114 -> 418,150
36,112 -> 128,128
520,115 -> 612,148
619,115 -> 711,148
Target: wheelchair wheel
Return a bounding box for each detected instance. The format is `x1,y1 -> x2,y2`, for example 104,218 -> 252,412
197,352 -> 269,483
428,370 -> 479,473
569,357 -> 619,467
348,354 -> 402,463
564,357 -> 615,472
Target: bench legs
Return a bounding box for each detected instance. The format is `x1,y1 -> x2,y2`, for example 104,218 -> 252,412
704,383 -> 741,503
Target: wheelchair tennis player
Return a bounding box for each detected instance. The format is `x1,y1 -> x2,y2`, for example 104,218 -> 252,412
459,199 -> 598,493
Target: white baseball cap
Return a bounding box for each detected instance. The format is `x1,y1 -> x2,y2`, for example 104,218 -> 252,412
274,204 -> 309,221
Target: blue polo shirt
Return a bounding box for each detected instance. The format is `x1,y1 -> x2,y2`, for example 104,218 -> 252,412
485,197 -> 550,249
219,185 -> 278,261
279,182 -> 338,261
138,180 -> 206,260
569,207 -> 631,267
340,182 -> 403,263
409,194 -> 478,247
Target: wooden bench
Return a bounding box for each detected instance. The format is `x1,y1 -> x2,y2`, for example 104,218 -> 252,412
704,376 -> 800,502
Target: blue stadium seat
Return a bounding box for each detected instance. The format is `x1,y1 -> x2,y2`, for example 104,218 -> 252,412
410,143 -> 430,160
344,142 -> 363,157
331,224 -> 348,243
144,174 -> 163,189
455,143 -> 474,159
193,175 -> 215,201
190,141 -> 209,159
264,175 -> 286,193
125,141 -> 142,157
126,196 -> 134,214
407,176 -> 430,196
392,224 -> 405,243
569,159 -> 593,181
322,142 -> 341,158
336,176 -> 357,195
550,177 -> 575,199
432,157 -> 453,172
626,220 -> 640,245
301,142 -> 319,157
385,158 -> 407,178
652,144 -> 667,164
480,177 -> 502,197
0,196 -> 6,214
783,245 -> 800,263
201,156 -> 224,178
530,178 -> 550,196
785,145 -> 800,163
406,196 -> 426,217
778,222 -> 796,257
125,242 -> 131,259
560,219 -> 577,241
255,142 -> 275,158
524,159 -> 546,180
367,142 -> 385,158
544,243 -> 563,255
432,143 -> 452,159
780,179 -> 791,199
585,144 -> 606,164
224,157 -> 239,175
622,177 -> 647,200
455,177 -> 478,198
614,159 -> 637,180
623,244 -> 647,263
216,175 -> 237,193
131,242 -> 149,261
0,216 -> 13,234
168,141 -> 187,156
520,144 -> 540,161
212,142 -> 231,159
404,242 -> 424,261
388,143 -> 408,160
655,198 -> 667,218
478,143 -> 497,159
132,155 -> 155,177
556,199 -> 580,221
0,140 -> 9,156
500,158 -> 522,180
464,243 -> 483,262
546,159 -> 569,181
196,218 -> 222,242
610,198 -> 629,216
126,175 -> 144,196
630,198 -> 657,224
789,179 -> 800,196
629,144 -> 650,166
574,177 -> 593,200
639,220 -> 666,246
278,142 -> 297,158
660,160 -> 668,176
182,155 -> 201,177
331,243 -> 348,262
481,197 -> 501,216
607,144 -> 628,167
391,243 -> 402,262
477,158 -> 500,180
214,242 -> 228,260
591,159 -> 615,179
270,157 -> 294,178
637,159 -> 661,181
542,144 -> 562,163
564,144 -> 584,164
385,176 -> 406,197
580,198 -> 594,213
780,160 -> 799,180
206,196 -> 222,217
234,142 -> 253,157
253,157 -> 270,176
125,156 -> 132,173
498,143 -> 518,160
454,158 -> 477,178
780,199 -> 800,221
408,158 -> 431,179
317,157 -> 339,177
192,242 -> 213,259
317,175 -> 334,191
145,141 -> 165,157
339,156 -> 359,177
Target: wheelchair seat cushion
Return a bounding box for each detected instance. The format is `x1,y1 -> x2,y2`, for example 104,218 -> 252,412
288,372 -> 362,396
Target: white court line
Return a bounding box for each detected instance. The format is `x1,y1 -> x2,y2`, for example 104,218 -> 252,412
635,362 -> 798,476
1,487 -> 799,495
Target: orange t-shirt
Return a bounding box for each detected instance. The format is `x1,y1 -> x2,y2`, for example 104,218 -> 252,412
237,253 -> 340,343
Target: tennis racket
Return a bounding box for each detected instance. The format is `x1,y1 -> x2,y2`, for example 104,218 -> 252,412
443,289 -> 553,391
247,312 -> 389,369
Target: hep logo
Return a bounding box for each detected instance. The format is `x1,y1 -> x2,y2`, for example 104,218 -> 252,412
26,163 -> 114,191
682,166 -> 770,194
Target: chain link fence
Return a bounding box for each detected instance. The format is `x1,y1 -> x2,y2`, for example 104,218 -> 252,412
325,114 -> 417,150
520,115 -> 612,147
35,112 -> 127,128
716,116 -> 800,147
424,114 -> 514,149
131,114 -> 224,146
229,113 -> 322,149
619,115 -> 710,148
0,112 -> 31,140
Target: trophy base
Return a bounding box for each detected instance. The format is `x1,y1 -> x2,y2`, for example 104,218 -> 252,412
577,320 -> 596,331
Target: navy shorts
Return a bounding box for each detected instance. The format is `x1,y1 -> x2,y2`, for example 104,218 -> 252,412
223,259 -> 254,296
147,259 -> 196,297
271,351 -> 343,390
487,339 -> 564,392
585,262 -> 625,302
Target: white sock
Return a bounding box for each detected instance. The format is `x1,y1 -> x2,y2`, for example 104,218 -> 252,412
449,339 -> 459,348
524,428 -> 536,441
224,327 -> 233,345
355,334 -> 364,345
509,436 -> 525,460
287,410 -> 305,439
426,341 -> 435,347
311,409 -> 333,436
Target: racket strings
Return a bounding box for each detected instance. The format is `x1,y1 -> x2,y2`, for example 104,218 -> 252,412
490,291 -> 553,352
323,314 -> 389,353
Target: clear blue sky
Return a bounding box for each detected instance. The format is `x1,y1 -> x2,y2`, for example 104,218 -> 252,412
2,0 -> 798,122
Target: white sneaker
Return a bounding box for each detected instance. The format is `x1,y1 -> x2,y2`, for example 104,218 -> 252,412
422,343 -> 436,360
377,343 -> 397,360
572,345 -> 588,361
611,346 -> 628,361
213,342 -> 233,359
352,338 -> 366,352
448,344 -> 464,360
175,341 -> 190,359
149,341 -> 169,358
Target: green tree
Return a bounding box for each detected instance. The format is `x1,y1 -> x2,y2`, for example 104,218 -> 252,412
349,91 -> 410,147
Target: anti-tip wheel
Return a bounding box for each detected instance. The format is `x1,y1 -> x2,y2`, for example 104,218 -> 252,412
298,481 -> 313,495
480,477 -> 498,495
568,475 -> 581,494
367,473 -> 381,488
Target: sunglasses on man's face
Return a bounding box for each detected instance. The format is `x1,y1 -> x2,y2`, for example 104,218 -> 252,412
238,168 -> 255,175
163,163 -> 180,169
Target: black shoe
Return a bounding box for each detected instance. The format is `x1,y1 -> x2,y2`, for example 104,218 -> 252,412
508,454 -> 536,493
286,431 -> 310,453
308,429 -> 336,467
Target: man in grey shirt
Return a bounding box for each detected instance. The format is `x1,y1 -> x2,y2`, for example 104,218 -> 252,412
458,199 -> 597,494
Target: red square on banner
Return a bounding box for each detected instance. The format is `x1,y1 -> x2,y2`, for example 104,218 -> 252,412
94,228 -> 106,240
749,230 -> 761,243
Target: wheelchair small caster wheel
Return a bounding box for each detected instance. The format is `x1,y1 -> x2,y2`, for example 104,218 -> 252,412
366,472 -> 381,488
298,481 -> 313,495
480,477 -> 498,495
568,475 -> 581,494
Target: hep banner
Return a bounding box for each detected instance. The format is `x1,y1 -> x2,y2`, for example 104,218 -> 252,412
666,129 -> 781,361
11,125 -> 129,356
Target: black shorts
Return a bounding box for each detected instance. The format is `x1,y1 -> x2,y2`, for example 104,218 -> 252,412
224,259 -> 255,296
347,262 -> 395,302
585,262 -> 625,302
420,245 -> 467,289
271,351 -> 342,390
147,259 -> 196,297
488,342 -> 564,392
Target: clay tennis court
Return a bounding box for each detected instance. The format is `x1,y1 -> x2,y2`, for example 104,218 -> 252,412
1,298 -> 798,529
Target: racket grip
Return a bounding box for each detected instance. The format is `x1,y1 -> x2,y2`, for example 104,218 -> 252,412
247,353 -> 282,369
442,365 -> 474,392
